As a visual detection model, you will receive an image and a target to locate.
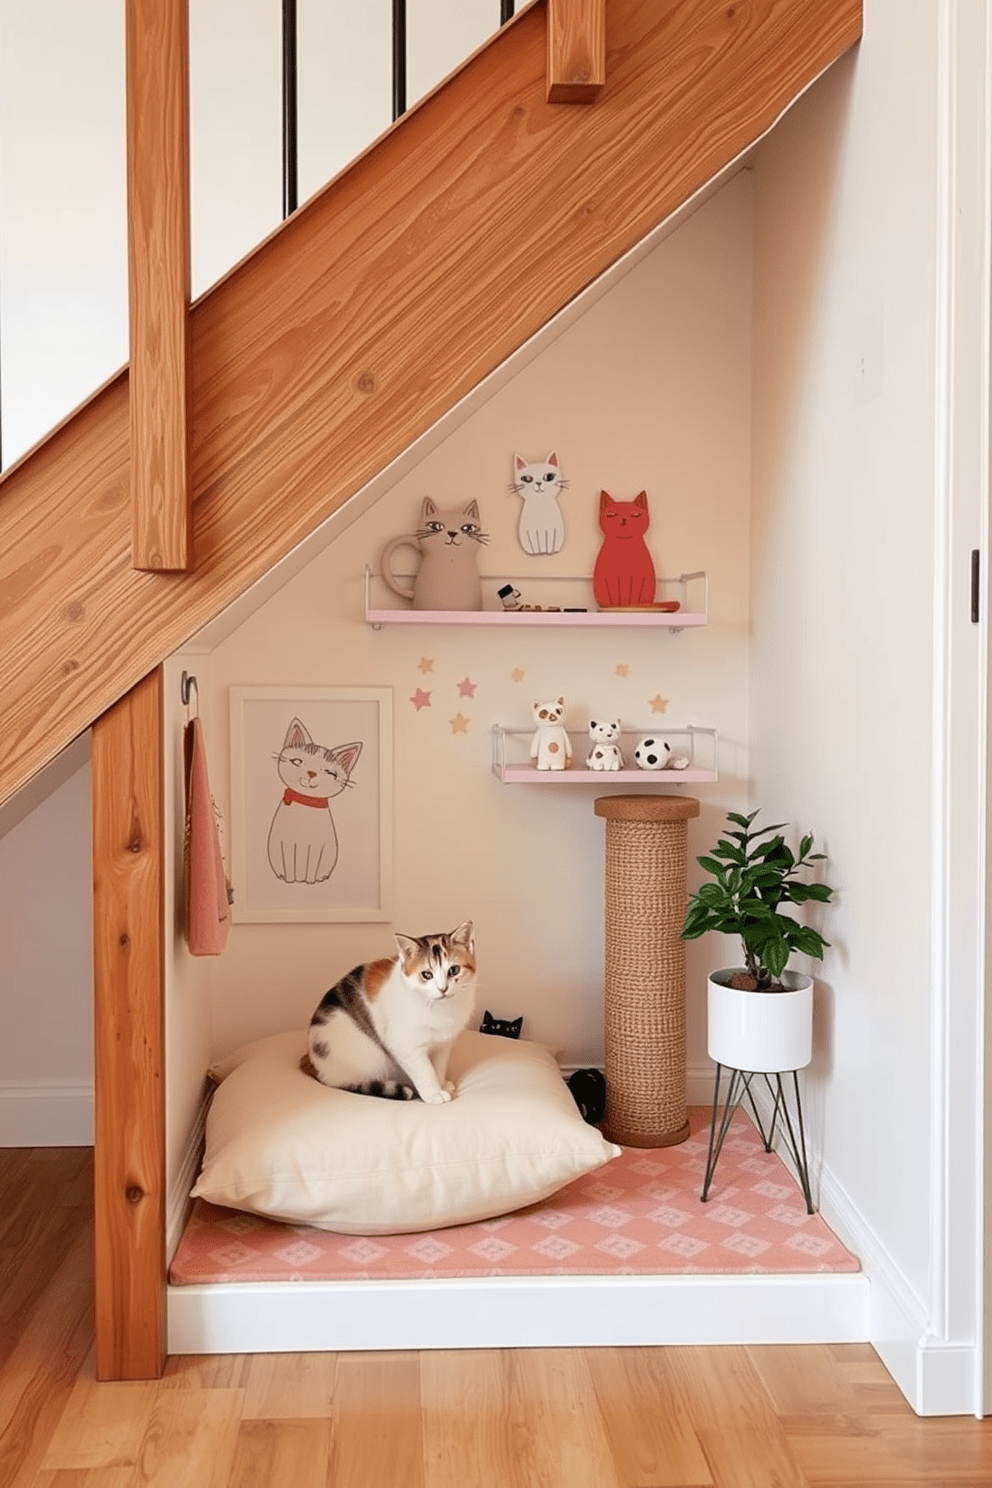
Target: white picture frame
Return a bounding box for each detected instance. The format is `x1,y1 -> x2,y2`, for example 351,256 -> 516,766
230,685 -> 392,923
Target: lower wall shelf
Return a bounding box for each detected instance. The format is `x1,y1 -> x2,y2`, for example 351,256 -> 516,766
491,725 -> 718,784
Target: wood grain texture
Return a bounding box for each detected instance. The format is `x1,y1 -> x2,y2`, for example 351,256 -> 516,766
0,1226 -> 93,1487
422,1349 -> 623,1488
2,1166 -> 992,1488
585,1346 -> 714,1486
91,671 -> 166,1381
547,0 -> 605,102
331,1352 -> 424,1487
0,0 -> 863,807
126,0 -> 191,573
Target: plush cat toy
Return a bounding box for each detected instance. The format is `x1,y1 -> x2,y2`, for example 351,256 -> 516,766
530,697 -> 572,771
586,719 -> 625,771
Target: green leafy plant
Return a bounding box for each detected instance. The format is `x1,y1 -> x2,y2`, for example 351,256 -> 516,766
681,809 -> 835,991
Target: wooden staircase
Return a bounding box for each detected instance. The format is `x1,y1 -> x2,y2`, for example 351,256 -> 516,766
0,0 -> 861,810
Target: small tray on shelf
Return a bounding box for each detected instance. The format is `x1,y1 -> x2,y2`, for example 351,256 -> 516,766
491,724 -> 719,785
364,568 -> 708,629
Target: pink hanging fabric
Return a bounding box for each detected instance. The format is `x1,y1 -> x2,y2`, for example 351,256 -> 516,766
184,717 -> 231,956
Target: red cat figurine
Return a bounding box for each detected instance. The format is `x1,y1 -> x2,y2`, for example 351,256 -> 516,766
593,490 -> 657,608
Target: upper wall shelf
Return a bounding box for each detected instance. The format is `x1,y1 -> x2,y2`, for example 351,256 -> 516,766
364,568 -> 708,629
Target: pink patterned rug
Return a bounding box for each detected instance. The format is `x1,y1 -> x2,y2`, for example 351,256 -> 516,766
170,1108 -> 859,1285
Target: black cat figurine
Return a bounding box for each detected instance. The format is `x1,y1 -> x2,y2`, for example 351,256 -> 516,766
479,1010 -> 523,1039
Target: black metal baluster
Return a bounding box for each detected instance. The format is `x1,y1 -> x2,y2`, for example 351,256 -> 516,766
392,0 -> 407,120
282,0 -> 299,217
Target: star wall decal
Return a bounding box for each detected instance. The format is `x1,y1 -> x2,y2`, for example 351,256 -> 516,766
511,667 -> 525,683
417,657 -> 434,674
649,694 -> 669,713
457,677 -> 477,698
449,713 -> 470,734
410,689 -> 432,711
615,662 -> 630,677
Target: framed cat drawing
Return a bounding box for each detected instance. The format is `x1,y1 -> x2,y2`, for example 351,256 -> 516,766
230,686 -> 392,923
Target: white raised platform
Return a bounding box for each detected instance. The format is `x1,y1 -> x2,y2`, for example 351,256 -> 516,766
168,1270 -> 869,1355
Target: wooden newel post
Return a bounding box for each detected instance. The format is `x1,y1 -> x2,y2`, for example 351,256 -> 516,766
594,794 -> 700,1147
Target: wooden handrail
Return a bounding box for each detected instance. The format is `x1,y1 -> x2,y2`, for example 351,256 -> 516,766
126,0 -> 191,572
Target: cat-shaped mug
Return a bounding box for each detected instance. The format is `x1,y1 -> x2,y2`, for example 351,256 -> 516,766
380,497 -> 487,610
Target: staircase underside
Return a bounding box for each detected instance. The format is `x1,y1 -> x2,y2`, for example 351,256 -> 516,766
0,0 -> 862,807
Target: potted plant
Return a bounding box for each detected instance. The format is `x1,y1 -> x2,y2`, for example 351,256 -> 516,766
680,809 -> 835,1073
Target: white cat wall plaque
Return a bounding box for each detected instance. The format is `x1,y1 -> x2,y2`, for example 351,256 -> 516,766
229,686 -> 392,923
511,451 -> 568,555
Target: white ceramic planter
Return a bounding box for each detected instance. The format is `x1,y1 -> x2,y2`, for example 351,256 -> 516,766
706,968 -> 813,1073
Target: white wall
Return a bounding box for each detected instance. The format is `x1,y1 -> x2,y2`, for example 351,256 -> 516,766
0,740 -> 93,1144
750,0 -> 988,1414
0,0 -> 127,467
0,0 -> 502,465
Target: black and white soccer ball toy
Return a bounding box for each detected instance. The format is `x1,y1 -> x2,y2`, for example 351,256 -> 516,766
633,736 -> 671,770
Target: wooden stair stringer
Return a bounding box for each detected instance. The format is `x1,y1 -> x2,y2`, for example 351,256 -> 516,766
0,0 -> 862,807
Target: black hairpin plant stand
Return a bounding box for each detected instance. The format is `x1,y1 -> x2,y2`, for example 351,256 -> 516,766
702,1064 -> 815,1215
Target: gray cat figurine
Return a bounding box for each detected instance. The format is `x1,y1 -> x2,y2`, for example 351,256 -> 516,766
380,498 -> 487,610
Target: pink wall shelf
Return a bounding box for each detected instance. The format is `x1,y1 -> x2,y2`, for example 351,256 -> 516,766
364,568 -> 708,629
491,725 -> 719,785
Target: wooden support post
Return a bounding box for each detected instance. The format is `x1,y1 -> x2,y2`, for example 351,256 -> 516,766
92,670 -> 167,1380
547,0 -> 605,103
127,0 -> 192,572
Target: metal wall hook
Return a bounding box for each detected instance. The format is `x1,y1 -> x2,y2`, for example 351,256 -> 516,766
180,671 -> 199,715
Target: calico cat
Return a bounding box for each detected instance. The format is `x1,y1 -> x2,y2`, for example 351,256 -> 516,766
592,490 -> 657,608
303,922 -> 477,1102
380,498 -> 488,610
511,451 -> 568,555
267,718 -> 361,885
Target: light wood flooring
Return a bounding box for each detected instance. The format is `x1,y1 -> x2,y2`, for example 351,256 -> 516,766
3,1146 -> 992,1487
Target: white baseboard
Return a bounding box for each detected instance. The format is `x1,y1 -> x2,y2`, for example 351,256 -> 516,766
0,1081 -> 93,1146
741,1074 -> 982,1417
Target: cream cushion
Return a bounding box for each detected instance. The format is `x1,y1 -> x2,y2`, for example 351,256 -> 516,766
192,1029 -> 621,1234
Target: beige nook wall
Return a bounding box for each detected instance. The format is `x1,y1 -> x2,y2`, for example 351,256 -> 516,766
193,172 -> 754,1071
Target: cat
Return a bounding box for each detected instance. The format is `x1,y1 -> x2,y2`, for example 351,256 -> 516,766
511,451 -> 568,555
530,696 -> 572,770
380,498 -> 488,610
479,1009 -> 523,1038
592,490 -> 657,608
302,923 -> 477,1102
586,718 -> 625,771
267,718 -> 362,885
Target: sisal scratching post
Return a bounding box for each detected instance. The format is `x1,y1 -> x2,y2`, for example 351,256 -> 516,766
594,794 -> 700,1148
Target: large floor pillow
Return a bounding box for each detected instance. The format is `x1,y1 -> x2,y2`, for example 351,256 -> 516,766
192,1029 -> 621,1234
